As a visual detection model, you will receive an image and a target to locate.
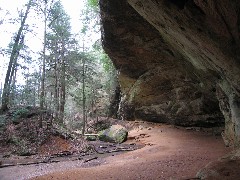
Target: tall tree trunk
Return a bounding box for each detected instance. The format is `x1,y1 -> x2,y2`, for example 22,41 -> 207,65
0,82 -> 2,106
54,49 -> 59,120
59,40 -> 66,124
39,1 -> 47,127
1,0 -> 32,112
49,91 -> 53,111
9,67 -> 17,107
82,42 -> 86,135
33,84 -> 36,107
37,67 -> 41,105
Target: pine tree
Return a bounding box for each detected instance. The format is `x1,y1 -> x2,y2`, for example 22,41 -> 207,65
45,1 -> 73,124
1,0 -> 32,112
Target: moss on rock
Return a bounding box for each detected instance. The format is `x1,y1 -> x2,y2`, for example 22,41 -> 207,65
98,125 -> 128,143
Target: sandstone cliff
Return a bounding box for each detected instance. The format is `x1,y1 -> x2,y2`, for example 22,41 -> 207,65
100,0 -> 240,146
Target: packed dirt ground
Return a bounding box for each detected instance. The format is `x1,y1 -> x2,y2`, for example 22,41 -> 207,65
1,121 -> 232,180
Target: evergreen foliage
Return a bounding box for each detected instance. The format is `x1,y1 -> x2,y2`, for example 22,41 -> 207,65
87,0 -> 98,9
0,0 -> 117,132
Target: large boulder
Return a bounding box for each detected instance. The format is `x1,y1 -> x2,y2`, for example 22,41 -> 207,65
197,149 -> 240,179
98,125 -> 128,143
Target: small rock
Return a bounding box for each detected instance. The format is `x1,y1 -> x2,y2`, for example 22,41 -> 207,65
85,136 -> 97,141
145,143 -> 154,146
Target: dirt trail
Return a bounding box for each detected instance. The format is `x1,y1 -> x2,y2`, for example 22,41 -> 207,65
1,123 -> 231,180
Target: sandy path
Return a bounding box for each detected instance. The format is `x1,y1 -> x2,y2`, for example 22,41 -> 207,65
32,123 -> 231,180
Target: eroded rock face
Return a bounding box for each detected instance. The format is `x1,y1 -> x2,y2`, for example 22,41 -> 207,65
100,0 -> 240,146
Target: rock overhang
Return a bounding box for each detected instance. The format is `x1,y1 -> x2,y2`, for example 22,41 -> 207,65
100,0 -> 240,146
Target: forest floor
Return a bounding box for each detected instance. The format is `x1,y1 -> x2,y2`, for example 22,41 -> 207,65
0,120 -> 232,180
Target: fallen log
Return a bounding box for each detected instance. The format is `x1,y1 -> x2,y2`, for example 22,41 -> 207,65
52,151 -> 72,157
16,161 -> 40,166
84,134 -> 99,136
83,156 -> 98,163
0,164 -> 15,168
107,148 -> 134,153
